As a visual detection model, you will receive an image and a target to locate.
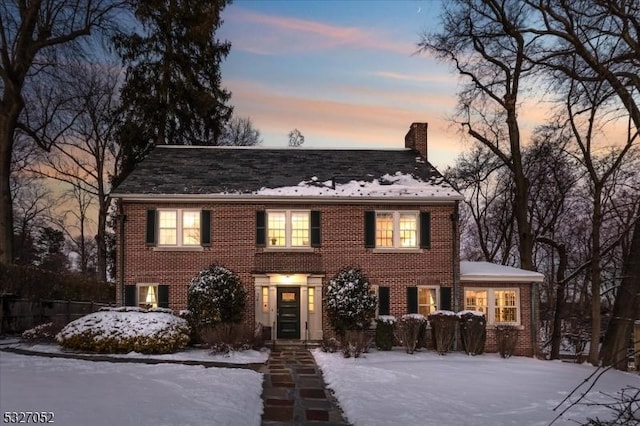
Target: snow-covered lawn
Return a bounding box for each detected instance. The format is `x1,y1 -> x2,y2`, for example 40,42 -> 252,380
6,342 -> 269,364
0,351 -> 263,426
313,349 -> 640,426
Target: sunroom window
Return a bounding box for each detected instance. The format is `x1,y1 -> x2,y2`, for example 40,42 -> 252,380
464,288 -> 520,325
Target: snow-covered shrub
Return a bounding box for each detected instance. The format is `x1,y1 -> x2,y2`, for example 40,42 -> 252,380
399,314 -> 426,354
321,336 -> 341,353
200,323 -> 263,354
428,311 -> 457,355
187,265 -> 246,336
325,267 -> 377,335
375,315 -> 396,351
341,330 -> 373,358
457,311 -> 486,355
22,321 -> 64,342
496,325 -> 519,358
56,309 -> 190,354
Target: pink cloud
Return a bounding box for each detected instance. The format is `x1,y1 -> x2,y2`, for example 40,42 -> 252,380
225,80 -> 464,167
225,7 -> 412,55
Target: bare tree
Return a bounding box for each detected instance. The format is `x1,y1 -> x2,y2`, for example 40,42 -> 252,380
218,116 -> 262,146
445,144 -> 517,264
418,0 -> 537,270
288,129 -> 304,148
0,0 -> 124,264
30,62 -> 122,281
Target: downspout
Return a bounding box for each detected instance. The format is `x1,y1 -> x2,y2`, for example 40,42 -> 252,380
118,200 -> 127,306
452,201 -> 460,312
451,201 -> 460,350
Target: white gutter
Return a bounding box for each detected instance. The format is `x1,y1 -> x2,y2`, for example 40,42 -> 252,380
108,194 -> 465,203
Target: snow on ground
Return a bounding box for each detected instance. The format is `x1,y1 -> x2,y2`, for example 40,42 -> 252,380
7,342 -> 269,364
313,349 -> 640,426
0,351 -> 263,426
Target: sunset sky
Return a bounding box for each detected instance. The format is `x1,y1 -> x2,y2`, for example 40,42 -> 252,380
217,0 -> 464,169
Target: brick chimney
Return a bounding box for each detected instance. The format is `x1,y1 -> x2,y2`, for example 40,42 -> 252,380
404,122 -> 428,160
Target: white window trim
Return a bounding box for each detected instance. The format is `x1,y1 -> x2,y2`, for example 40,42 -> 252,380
375,210 -> 419,249
266,210 -> 311,249
157,208 -> 201,247
464,287 -> 521,326
137,283 -> 159,309
417,285 -> 439,316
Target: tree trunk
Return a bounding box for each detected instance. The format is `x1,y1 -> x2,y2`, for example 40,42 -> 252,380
96,194 -> 108,283
600,206 -> 640,370
550,245 -> 568,360
0,111 -> 19,264
588,192 -> 603,365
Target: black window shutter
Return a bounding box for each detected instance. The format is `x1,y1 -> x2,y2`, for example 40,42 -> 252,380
124,285 -> 136,306
158,285 -> 170,309
311,211 -> 321,247
440,287 -> 452,311
201,210 -> 211,246
256,211 -> 266,246
407,287 -> 418,313
420,212 -> 431,249
365,211 -> 375,248
146,210 -> 157,246
378,286 -> 390,316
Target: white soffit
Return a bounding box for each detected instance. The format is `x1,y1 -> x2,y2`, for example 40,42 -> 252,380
460,261 -> 544,283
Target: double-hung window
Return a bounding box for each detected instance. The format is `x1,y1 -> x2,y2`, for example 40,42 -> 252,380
464,288 -> 520,325
158,209 -> 200,246
366,211 -> 429,249
138,284 -> 159,309
375,211 -> 418,248
267,210 -> 310,248
418,287 -> 438,316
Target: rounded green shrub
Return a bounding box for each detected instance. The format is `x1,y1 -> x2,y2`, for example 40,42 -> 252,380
325,267 -> 377,334
56,308 -> 190,354
187,265 -> 246,335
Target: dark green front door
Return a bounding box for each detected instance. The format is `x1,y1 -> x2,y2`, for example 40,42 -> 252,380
277,287 -> 300,339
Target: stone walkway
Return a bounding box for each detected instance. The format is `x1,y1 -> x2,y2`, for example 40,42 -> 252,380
261,347 -> 350,425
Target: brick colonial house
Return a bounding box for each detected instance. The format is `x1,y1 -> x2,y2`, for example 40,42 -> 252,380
111,122 -> 543,356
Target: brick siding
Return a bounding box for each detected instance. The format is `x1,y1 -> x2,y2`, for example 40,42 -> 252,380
116,200 -> 536,355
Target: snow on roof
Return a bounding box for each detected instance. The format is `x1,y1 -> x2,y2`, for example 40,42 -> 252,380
251,172 -> 459,198
460,261 -> 544,283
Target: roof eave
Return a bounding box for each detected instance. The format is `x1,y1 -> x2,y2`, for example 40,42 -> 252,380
460,274 -> 544,283
110,193 -> 465,203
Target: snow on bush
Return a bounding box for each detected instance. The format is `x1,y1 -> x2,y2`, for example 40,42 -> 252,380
399,314 -> 426,354
428,311 -> 457,355
22,321 -> 63,341
187,265 -> 246,334
325,267 -> 377,333
56,309 -> 190,354
375,316 -> 396,351
457,311 -> 486,355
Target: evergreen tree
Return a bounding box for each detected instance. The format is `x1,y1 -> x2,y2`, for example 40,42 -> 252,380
114,0 -> 233,170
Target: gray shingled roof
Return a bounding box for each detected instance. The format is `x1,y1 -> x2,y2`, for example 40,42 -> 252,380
111,146 -> 459,197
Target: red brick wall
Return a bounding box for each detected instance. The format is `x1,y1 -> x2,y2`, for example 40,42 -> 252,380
116,201 -> 457,331
459,281 -> 537,357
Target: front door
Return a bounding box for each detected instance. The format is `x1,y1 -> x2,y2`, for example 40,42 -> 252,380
277,287 -> 300,339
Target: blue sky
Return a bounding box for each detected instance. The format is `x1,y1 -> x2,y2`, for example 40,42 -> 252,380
218,0 -> 464,169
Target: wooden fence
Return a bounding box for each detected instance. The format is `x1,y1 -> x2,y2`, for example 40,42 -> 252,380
0,295 -> 115,334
